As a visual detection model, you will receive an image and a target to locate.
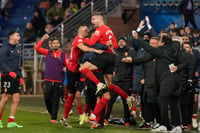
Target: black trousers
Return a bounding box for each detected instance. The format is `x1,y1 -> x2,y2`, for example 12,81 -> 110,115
184,12 -> 198,29
143,102 -> 160,123
180,91 -> 194,126
44,81 -> 63,120
105,81 -> 130,122
159,95 -> 181,129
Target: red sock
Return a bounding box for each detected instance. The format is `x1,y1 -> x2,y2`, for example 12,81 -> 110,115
63,96 -> 75,119
76,105 -> 83,115
0,113 -> 3,120
64,88 -> 68,100
80,68 -> 100,85
131,106 -> 136,112
96,113 -> 100,123
139,106 -> 141,112
84,103 -> 91,116
93,97 -> 109,116
105,104 -> 108,116
108,84 -> 128,99
8,116 -> 14,123
192,114 -> 197,119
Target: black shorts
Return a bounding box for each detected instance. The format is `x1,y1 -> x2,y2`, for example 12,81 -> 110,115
1,75 -> 20,94
67,70 -> 80,94
90,52 -> 115,74
77,80 -> 85,92
85,71 -> 105,109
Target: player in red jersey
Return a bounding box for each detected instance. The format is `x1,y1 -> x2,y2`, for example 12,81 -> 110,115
79,12 -> 134,127
60,25 -> 104,128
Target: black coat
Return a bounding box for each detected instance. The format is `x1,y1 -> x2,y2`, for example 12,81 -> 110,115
177,49 -> 196,89
134,52 -> 157,103
113,46 -> 136,82
137,38 -> 181,96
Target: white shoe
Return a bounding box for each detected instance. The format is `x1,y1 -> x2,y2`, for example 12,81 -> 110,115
170,126 -> 182,133
192,117 -> 197,128
96,83 -> 107,95
60,118 -> 72,128
69,109 -> 73,116
151,125 -> 167,132
126,96 -> 135,110
152,123 -> 160,129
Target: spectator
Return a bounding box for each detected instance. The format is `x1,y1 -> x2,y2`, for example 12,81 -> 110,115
0,0 -> 13,20
65,1 -> 78,15
178,27 -> 185,36
46,0 -> 65,26
169,29 -> 178,37
31,9 -> 46,37
23,22 -> 36,43
193,29 -> 200,47
169,22 -> 176,30
45,23 -> 54,34
63,9 -> 71,20
178,0 -> 198,29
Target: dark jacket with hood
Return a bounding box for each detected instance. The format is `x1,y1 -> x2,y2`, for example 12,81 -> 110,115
113,45 -> 136,82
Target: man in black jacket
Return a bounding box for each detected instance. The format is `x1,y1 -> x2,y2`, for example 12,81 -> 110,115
133,37 -> 161,128
105,36 -> 136,126
178,0 -> 198,29
133,32 -> 182,132
179,42 -> 196,131
0,31 -> 23,128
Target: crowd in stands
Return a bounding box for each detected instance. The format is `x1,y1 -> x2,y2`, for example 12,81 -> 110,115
23,0 -> 91,43
0,0 -> 13,21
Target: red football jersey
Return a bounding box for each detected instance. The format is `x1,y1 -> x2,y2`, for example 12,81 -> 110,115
67,36 -> 84,73
84,25 -> 118,50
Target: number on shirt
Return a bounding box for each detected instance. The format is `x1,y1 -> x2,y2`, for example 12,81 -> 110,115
3,81 -> 11,88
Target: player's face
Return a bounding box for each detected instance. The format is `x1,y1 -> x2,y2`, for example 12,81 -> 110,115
118,39 -> 127,48
51,40 -> 60,51
183,43 -> 191,53
12,32 -> 21,45
91,15 -> 99,28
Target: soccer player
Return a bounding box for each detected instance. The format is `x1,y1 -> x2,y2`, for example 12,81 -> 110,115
0,31 -> 23,128
60,25 -> 104,128
35,34 -> 67,123
79,12 -> 134,124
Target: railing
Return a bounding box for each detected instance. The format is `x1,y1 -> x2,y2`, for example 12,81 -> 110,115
42,0 -> 123,48
142,0 -> 200,12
